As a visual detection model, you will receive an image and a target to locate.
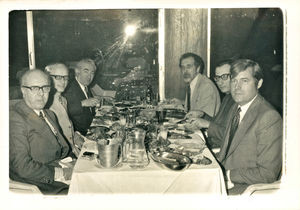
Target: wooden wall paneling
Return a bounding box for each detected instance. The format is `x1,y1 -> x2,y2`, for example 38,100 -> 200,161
165,9 -> 207,100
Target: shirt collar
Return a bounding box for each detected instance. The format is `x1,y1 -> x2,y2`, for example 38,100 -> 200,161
75,77 -> 86,90
33,109 -> 43,116
239,94 -> 257,122
75,77 -> 88,98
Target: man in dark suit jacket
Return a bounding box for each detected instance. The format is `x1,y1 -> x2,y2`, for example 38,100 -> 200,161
64,58 -> 100,135
10,70 -> 72,195
217,59 -> 282,195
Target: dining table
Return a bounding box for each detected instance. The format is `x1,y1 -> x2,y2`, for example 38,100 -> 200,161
69,132 -> 226,195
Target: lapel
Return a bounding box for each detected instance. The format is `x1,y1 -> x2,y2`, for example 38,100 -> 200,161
17,100 -> 48,130
218,102 -> 238,162
73,80 -> 94,114
73,80 -> 88,100
16,100 -> 69,157
43,109 -> 68,147
224,95 -> 263,160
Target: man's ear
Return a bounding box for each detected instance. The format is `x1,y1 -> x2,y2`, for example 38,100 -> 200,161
74,68 -> 79,76
197,66 -> 200,73
20,87 -> 25,95
257,79 -> 263,89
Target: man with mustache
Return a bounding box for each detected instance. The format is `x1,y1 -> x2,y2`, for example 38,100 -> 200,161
178,53 -> 220,118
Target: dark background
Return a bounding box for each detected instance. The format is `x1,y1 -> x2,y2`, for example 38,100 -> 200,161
9,8 -> 283,114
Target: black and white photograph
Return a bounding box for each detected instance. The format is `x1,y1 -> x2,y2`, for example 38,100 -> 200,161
1,0 -> 300,209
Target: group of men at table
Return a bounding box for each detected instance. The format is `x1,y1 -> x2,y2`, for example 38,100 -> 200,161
9,53 -> 282,195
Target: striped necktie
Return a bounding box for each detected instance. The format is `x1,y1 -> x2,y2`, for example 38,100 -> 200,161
39,111 -> 63,150
39,111 -> 58,136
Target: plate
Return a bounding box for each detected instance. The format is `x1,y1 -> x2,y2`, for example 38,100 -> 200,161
150,151 -> 191,171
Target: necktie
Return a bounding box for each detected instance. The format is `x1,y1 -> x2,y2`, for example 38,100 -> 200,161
225,107 -> 241,156
39,111 -> 63,150
39,111 -> 58,137
84,86 -> 92,99
84,86 -> 93,113
186,85 -> 191,112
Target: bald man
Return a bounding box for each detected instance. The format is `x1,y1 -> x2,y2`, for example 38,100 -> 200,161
9,69 -> 72,195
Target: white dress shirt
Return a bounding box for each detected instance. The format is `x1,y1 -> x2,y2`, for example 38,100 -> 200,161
238,94 -> 258,123
189,74 -> 200,101
185,74 -> 200,106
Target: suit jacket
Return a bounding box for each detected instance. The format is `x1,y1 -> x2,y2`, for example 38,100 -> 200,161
207,94 -> 235,149
186,74 -> 221,117
49,92 -> 75,150
218,94 -> 282,194
63,80 -> 95,135
9,100 -> 70,194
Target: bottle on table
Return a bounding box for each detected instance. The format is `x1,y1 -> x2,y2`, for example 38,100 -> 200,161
145,84 -> 153,105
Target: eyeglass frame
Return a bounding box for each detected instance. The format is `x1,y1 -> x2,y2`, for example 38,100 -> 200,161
22,85 -> 51,94
214,73 -> 231,82
50,75 -> 69,81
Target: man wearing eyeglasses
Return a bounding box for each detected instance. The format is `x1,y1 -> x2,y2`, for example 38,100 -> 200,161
9,69 -> 72,194
189,59 -> 282,194
186,60 -> 235,148
64,58 -> 100,135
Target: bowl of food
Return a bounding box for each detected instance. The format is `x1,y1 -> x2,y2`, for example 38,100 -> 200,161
150,151 -> 191,171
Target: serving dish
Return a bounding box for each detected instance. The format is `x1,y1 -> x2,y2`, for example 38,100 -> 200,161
150,151 -> 191,171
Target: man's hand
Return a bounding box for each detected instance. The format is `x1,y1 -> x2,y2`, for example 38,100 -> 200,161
185,110 -> 204,119
81,97 -> 100,107
74,132 -> 84,149
62,167 -> 73,181
169,98 -> 184,105
186,118 -> 210,129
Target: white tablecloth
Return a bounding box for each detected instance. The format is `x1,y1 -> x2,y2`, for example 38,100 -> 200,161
69,138 -> 226,195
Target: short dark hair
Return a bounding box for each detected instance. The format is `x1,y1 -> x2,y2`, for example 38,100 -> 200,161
215,59 -> 233,69
230,59 -> 264,84
179,53 -> 205,74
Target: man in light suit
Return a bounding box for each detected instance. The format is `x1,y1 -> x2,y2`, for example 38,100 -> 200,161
10,70 -> 72,195
186,60 -> 235,149
217,59 -> 282,195
64,58 -> 100,135
178,53 -> 220,118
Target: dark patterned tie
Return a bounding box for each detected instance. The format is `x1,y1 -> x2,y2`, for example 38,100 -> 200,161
39,111 -> 63,151
84,86 -> 90,99
225,107 -> 241,156
84,86 -> 93,113
186,85 -> 191,112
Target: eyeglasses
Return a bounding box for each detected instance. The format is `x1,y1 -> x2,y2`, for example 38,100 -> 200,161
50,75 -> 69,81
214,73 -> 230,82
22,85 -> 51,94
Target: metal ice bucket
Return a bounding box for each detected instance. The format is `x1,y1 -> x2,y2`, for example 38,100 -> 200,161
97,139 -> 122,168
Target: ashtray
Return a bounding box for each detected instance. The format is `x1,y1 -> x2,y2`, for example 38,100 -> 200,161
150,151 -> 191,171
